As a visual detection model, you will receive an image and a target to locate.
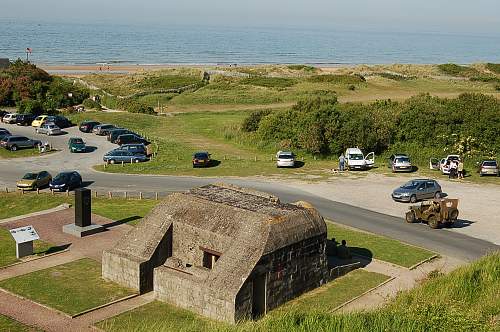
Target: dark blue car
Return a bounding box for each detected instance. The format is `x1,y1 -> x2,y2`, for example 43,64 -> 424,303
103,150 -> 149,164
49,171 -> 83,192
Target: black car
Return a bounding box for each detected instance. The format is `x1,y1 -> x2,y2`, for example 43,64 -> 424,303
44,115 -> 72,128
0,128 -> 11,140
108,129 -> 132,143
79,120 -> 100,133
0,135 -> 41,151
116,134 -> 149,146
49,171 -> 83,192
16,114 -> 36,126
116,143 -> 147,155
192,152 -> 211,167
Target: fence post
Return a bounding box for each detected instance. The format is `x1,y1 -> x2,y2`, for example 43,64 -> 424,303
21,189 -> 24,195
5,187 -> 8,193
51,189 -> 54,195
155,192 -> 159,200
94,191 -> 98,198
108,191 -> 112,199
124,191 -> 127,199
36,188 -> 40,195
66,189 -> 70,197
139,192 -> 143,200
122,160 -> 124,167
104,163 -> 106,169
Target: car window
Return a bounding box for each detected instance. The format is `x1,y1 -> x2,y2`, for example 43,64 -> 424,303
349,154 -> 364,160
483,161 -> 497,167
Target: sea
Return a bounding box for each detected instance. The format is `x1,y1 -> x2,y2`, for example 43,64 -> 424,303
1,19 -> 500,66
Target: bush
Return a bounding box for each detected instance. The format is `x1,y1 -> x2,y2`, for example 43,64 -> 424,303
241,109 -> 271,132
82,98 -> 102,110
307,74 -> 365,84
485,63 -> 500,74
377,72 -> 415,81
287,64 -> 316,72
495,85 -> 500,91
438,63 -> 479,77
469,76 -> 500,83
240,77 -> 297,88
347,85 -> 356,91
117,98 -> 155,114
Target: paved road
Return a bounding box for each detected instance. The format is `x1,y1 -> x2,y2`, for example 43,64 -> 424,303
0,122 -> 498,261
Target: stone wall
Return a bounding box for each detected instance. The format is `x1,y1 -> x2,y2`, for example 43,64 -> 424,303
154,266 -> 236,323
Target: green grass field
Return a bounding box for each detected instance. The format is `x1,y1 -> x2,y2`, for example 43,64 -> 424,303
326,222 -> 435,268
0,192 -> 158,224
97,253 -> 499,332
0,314 -> 37,332
0,258 -> 136,315
0,228 -> 57,268
0,147 -> 54,159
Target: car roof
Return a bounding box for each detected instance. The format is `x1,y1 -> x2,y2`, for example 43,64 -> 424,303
346,148 -> 362,153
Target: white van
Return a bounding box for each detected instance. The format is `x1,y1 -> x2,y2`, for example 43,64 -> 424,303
345,148 -> 375,170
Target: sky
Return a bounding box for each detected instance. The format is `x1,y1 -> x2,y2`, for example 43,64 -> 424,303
1,0 -> 499,35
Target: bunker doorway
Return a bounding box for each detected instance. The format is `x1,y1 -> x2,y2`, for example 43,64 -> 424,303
252,274 -> 266,319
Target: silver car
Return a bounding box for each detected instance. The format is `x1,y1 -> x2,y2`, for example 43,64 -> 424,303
388,154 -> 412,172
391,179 -> 442,203
36,123 -> 62,135
276,151 -> 295,168
479,160 -> 499,176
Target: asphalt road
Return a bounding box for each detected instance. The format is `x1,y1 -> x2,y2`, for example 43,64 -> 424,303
0,122 -> 498,261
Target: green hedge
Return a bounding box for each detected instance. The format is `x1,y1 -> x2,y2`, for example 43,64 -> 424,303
307,74 -> 365,84
82,98 -> 102,110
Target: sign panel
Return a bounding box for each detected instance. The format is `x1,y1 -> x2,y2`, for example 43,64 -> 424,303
9,225 -> 40,244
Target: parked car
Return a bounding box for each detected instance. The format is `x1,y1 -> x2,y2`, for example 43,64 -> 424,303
79,120 -> 100,133
68,137 -> 87,153
16,114 -> 36,126
388,154 -> 413,172
115,143 -> 147,156
276,151 -> 295,168
2,113 -> 18,124
108,129 -> 133,143
478,160 -> 499,177
391,179 -> 442,203
93,124 -> 116,136
49,171 -> 83,192
36,123 -> 62,135
406,198 -> 459,229
192,151 -> 211,167
429,154 -> 460,175
0,128 -> 11,140
345,148 -> 374,170
16,171 -> 52,190
0,135 -> 41,151
103,150 -> 149,164
43,115 -> 72,128
116,134 -> 149,146
31,115 -> 49,127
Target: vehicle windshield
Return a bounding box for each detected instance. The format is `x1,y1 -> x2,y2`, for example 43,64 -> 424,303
54,174 -> 69,182
448,156 -> 459,161
194,153 -> 208,159
349,154 -> 364,160
395,157 -> 410,163
401,181 -> 421,189
22,173 -> 38,180
483,161 -> 497,167
72,138 -> 84,144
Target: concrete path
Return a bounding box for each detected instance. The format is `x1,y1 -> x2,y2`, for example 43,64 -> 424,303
338,255 -> 464,313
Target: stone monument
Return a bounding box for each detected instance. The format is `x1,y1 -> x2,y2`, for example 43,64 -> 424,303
63,188 -> 104,237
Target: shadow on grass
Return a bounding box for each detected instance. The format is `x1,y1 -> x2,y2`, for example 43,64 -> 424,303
326,239 -> 373,269
102,216 -> 142,229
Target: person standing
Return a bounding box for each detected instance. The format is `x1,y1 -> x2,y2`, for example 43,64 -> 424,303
339,153 -> 346,171
457,159 -> 464,179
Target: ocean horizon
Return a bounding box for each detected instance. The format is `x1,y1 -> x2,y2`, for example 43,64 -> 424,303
1,20 -> 500,66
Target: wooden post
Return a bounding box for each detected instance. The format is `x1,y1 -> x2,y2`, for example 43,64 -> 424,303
108,191 -> 112,199
124,191 -> 127,199
36,188 -> 40,195
94,191 -> 98,198
122,160 -> 124,167
139,192 -> 143,200
155,192 -> 159,200
21,189 -> 24,195
51,189 -> 54,195
104,163 -> 106,169
5,187 -> 8,193
254,156 -> 257,162
66,189 -> 70,197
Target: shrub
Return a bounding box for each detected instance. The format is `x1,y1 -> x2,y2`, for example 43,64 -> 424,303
241,109 -> 271,132
287,64 -> 316,72
377,72 -> 415,81
82,98 -> 102,110
348,85 -> 356,91
438,63 -> 479,77
138,75 -> 200,90
485,63 -> 500,74
469,76 -> 500,83
307,74 -> 365,84
117,98 -> 155,114
495,85 -> 500,91
240,77 -> 297,88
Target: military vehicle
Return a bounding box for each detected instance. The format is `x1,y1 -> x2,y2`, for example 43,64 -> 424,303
405,198 -> 459,229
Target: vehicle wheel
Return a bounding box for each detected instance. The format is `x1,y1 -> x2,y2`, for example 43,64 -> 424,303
134,159 -> 140,163
405,210 -> 416,223
428,215 -> 440,229
434,191 -> 441,199
110,159 -> 115,165
10,145 -> 17,151
449,209 -> 459,220
410,195 -> 417,203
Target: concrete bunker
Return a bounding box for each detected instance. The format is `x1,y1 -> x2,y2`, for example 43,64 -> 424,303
102,183 -> 330,323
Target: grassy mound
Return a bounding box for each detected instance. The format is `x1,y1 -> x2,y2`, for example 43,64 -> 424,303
438,63 -> 479,77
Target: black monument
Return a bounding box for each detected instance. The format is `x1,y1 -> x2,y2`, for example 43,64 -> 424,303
63,188 -> 103,237
75,188 -> 91,227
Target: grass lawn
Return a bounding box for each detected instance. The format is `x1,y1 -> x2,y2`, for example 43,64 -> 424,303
327,221 -> 435,268
0,192 -> 158,225
97,270 -> 389,332
0,148 -> 49,159
0,314 -> 37,332
0,228 -> 58,268
0,258 -> 136,316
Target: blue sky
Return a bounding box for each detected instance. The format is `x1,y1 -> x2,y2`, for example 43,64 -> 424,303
2,0 -> 499,34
